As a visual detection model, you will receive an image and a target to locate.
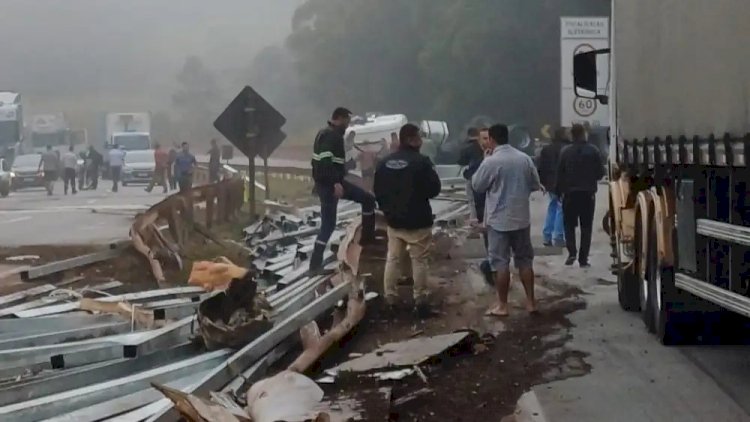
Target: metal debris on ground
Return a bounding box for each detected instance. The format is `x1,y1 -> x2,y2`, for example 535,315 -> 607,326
0,176 -> 469,421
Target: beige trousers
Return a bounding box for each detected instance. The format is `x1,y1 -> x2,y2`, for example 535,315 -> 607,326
383,226 -> 432,304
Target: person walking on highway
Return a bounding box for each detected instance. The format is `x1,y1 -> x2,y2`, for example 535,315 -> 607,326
556,124 -> 605,267
309,107 -> 376,275
463,127 -> 495,287
208,139 -> 221,183
472,124 -> 542,317
38,145 -> 59,196
537,127 -> 571,247
374,123 -> 442,318
167,143 -> 178,190
61,146 -> 78,195
174,142 -> 197,193
108,144 -> 126,193
145,143 -> 169,193
87,145 -> 103,190
77,151 -> 87,191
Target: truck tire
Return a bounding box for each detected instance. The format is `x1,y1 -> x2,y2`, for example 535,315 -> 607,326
639,221 -> 657,333
0,183 -> 8,197
616,239 -> 640,312
611,194 -> 640,312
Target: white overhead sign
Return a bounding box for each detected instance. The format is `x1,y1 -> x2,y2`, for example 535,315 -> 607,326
561,17 -> 610,128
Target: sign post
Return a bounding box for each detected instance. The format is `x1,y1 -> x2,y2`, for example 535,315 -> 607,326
214,86 -> 286,222
560,17 -> 610,128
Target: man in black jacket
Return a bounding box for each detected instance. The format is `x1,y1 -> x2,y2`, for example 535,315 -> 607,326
374,123 -> 441,317
537,127 -> 571,247
310,107 -> 376,274
556,124 -> 605,267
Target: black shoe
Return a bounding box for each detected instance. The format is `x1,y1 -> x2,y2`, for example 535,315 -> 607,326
543,241 -> 552,247
415,302 -> 439,319
480,260 -> 495,286
579,261 -> 591,268
565,256 -> 576,266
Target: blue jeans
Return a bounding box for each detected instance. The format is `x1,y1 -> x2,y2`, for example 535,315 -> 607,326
543,193 -> 565,244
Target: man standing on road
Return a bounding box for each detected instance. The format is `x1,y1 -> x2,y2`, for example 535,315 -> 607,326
556,124 -> 605,267
174,142 -> 196,193
87,145 -> 103,190
309,107 -> 376,275
167,143 -> 178,190
537,127 -> 571,247
108,144 -> 126,193
61,145 -> 78,195
146,143 -> 169,193
38,145 -> 59,196
208,138 -> 221,183
374,123 -> 442,318
462,127 -> 494,286
472,124 -> 542,317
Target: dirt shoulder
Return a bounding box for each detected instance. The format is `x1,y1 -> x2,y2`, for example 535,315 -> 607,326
309,236 -> 590,421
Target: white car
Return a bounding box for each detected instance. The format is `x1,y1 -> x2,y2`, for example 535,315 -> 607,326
121,150 -> 155,186
0,157 -> 12,197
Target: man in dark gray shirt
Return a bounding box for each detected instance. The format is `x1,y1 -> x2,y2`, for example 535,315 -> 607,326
556,124 -> 606,267
472,124 -> 542,317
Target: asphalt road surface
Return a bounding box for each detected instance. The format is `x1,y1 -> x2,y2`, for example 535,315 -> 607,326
0,181 -> 168,246
526,189 -> 750,421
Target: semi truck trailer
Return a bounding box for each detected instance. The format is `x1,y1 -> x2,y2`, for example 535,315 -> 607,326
574,0 -> 750,344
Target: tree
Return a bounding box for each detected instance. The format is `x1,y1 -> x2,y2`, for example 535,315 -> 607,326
286,0 -> 610,134
172,56 -> 224,145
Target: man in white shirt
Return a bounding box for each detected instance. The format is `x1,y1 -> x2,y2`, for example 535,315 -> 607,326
38,145 -> 59,196
61,146 -> 78,195
108,144 -> 126,193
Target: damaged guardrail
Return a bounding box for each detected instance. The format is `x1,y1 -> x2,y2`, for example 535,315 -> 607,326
130,177 -> 245,285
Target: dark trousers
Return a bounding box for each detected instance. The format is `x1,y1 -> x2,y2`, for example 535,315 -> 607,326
562,191 -> 596,264
111,166 -> 121,192
178,173 -> 193,193
167,165 -> 176,190
88,166 -> 99,190
209,167 -> 221,184
63,168 -> 77,194
309,180 -> 376,271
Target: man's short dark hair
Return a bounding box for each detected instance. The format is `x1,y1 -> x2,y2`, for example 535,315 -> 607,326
399,123 -> 421,146
571,124 -> 586,141
488,124 -> 509,145
467,127 -> 479,138
332,107 -> 352,120
181,142 -> 188,147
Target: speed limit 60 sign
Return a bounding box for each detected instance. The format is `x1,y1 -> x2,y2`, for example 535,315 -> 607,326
561,17 -> 610,127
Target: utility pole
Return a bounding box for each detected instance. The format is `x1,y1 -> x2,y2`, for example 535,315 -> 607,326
263,145 -> 270,200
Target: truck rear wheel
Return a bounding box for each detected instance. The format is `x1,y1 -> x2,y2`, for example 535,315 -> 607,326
0,184 -> 8,197
636,213 -> 656,332
611,193 -> 640,312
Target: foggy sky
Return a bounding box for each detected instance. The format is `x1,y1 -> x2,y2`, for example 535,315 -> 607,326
0,0 -> 302,115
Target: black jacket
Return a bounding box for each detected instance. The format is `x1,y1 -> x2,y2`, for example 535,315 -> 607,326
457,138 -> 484,180
537,139 -> 570,192
374,148 -> 442,230
311,123 -> 347,187
556,141 -> 605,195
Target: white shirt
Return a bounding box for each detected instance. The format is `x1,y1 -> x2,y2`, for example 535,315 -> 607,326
62,151 -> 78,169
109,148 -> 126,167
